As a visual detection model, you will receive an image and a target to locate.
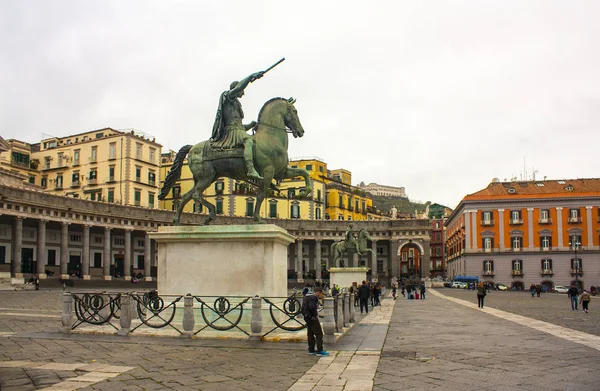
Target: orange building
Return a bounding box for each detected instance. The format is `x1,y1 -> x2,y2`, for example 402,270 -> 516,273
445,179 -> 600,291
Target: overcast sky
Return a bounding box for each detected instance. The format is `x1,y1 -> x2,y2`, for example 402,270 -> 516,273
1,1 -> 599,209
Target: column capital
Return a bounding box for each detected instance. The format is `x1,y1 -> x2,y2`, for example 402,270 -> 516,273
497,209 -> 504,212
586,206 -> 594,210
556,207 -> 563,211
61,221 -> 70,226
38,219 -> 48,224
527,208 -> 534,212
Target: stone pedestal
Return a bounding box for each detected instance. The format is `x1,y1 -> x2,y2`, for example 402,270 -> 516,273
149,225 -> 295,297
328,267 -> 370,290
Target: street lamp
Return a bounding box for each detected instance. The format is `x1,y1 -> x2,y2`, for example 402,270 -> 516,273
569,240 -> 581,288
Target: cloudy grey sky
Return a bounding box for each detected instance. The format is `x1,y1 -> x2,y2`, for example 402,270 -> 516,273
1,1 -> 599,209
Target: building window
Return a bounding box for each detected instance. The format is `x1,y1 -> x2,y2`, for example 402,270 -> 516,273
569,208 -> 581,223
291,204 -> 300,219
148,192 -> 155,207
246,199 -> 254,217
512,237 -> 522,251
47,249 -> 57,266
571,257 -> 582,271
512,259 -> 523,275
338,195 -> 343,208
44,156 -> 51,170
483,237 -> 493,252
107,189 -> 114,203
540,209 -> 550,223
148,171 -> 156,186
317,189 -> 322,202
541,236 -> 552,250
542,259 -> 552,273
482,211 -> 493,225
287,188 -> 295,198
569,235 -> 582,249
56,174 -> 63,188
215,181 -> 224,195
109,166 -> 115,181
89,170 -> 97,180
73,150 -> 80,166
216,199 -> 223,214
510,210 -> 522,224
134,190 -> 141,206
316,208 -> 321,220
136,143 -> 142,159
149,148 -> 155,164
109,142 -> 116,159
306,164 -> 312,171
90,146 -> 97,162
172,186 -> 181,198
57,153 -> 64,167
28,176 -> 35,184
483,260 -> 494,274
135,167 -> 141,182
269,202 -> 277,218
193,202 -> 203,213
41,177 -> 47,188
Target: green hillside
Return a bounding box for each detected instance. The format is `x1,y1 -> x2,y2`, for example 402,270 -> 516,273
371,196 -> 428,216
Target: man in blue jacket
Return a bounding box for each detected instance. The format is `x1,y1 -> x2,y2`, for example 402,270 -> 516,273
301,287 -> 330,356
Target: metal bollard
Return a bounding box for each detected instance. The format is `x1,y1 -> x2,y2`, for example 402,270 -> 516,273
117,294 -> 131,336
335,295 -> 344,332
182,294 -> 194,339
60,292 -> 73,333
249,296 -> 263,341
342,293 -> 350,327
322,297 -> 336,344
349,293 -> 356,323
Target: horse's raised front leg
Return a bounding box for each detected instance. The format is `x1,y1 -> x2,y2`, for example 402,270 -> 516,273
282,167 -> 312,197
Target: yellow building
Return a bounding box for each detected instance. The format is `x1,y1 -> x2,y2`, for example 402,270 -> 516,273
8,128 -> 162,208
159,155 -> 377,221
0,138 -> 38,184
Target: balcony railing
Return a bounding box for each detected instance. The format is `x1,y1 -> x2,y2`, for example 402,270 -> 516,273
568,217 -> 582,223
88,178 -> 98,185
540,247 -> 550,252
106,177 -> 115,183
509,219 -> 523,225
511,270 -> 523,276
538,218 -> 552,224
511,247 -> 521,252
480,220 -> 494,226
540,269 -> 553,276
570,268 -> 583,276
71,181 -> 81,188
483,270 -> 495,276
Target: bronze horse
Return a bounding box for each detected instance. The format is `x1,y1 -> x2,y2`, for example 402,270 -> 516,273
159,97 -> 312,225
330,229 -> 376,267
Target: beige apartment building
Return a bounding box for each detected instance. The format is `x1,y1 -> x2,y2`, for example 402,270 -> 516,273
11,128 -> 164,208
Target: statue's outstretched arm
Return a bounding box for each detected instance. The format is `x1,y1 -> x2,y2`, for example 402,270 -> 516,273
230,71 -> 264,98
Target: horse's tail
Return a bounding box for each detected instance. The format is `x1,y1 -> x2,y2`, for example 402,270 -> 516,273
158,145 -> 193,200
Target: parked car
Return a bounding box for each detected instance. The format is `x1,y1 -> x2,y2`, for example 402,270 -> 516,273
452,282 -> 467,289
554,285 -> 569,294
495,283 -> 508,291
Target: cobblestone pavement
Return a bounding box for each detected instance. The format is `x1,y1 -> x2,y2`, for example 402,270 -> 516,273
438,288 -> 600,336
3,288 -> 600,390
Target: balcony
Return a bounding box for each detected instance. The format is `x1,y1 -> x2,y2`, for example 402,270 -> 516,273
106,176 -> 116,183
540,247 -> 550,252
538,218 -> 552,224
89,157 -> 97,163
88,178 -> 98,186
54,184 -> 63,190
511,270 -> 523,277
541,269 -> 554,276
509,218 -> 523,225
570,268 -> 584,276
568,217 -> 582,224
483,270 -> 495,276
510,247 -> 521,252
71,181 -> 81,188
480,219 -> 494,226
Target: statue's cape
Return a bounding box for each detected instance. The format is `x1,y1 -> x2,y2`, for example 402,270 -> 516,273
210,91 -> 228,142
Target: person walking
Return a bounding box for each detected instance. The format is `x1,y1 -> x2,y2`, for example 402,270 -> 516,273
350,282 -> 359,307
568,284 -> 579,310
580,290 -> 591,313
420,284 -> 426,300
476,282 -> 486,308
391,280 -> 398,300
301,286 -> 330,356
358,280 -> 370,314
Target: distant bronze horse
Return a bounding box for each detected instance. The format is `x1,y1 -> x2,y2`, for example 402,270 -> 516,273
159,97 -> 312,225
330,229 -> 376,267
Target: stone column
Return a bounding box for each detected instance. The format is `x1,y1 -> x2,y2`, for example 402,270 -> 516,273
382,241 -> 389,277
296,239 -> 303,282
352,252 -> 359,268
182,294 -> 194,339
371,239 -> 378,275
144,234 -> 152,281
60,222 -> 69,279
124,229 -> 132,280
497,209 -> 505,250
527,208 -> 534,250
586,206 -> 594,247
324,241 -> 330,270
315,239 -> 322,281
103,227 -> 111,280
249,296 -> 263,341
37,220 -> 47,279
556,207 -> 564,249
82,225 -> 90,280
464,211 -> 471,249
13,217 -> 23,278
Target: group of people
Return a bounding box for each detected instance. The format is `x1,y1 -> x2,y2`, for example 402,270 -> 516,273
529,284 -> 543,297
568,284 -> 592,313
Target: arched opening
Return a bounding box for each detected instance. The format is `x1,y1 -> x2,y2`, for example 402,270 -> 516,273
399,243 -> 422,280
540,280 -> 554,292
511,281 -> 524,291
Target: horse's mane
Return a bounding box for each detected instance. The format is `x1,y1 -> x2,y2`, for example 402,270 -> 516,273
256,97 -> 287,124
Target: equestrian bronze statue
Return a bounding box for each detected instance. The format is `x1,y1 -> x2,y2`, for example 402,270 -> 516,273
330,225 -> 376,267
158,60 -> 312,225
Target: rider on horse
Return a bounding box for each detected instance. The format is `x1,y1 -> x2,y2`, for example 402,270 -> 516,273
345,223 -> 361,255
210,71 -> 264,180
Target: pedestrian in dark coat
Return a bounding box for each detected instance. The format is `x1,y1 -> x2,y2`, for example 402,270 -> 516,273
358,280 -> 370,314
301,287 -> 329,356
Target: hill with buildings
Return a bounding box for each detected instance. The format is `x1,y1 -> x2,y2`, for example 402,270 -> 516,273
371,196 -> 429,218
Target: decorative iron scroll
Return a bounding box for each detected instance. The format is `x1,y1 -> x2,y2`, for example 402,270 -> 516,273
72,293 -> 121,330
262,292 -> 306,337
131,292 -> 182,333
193,296 -> 251,335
